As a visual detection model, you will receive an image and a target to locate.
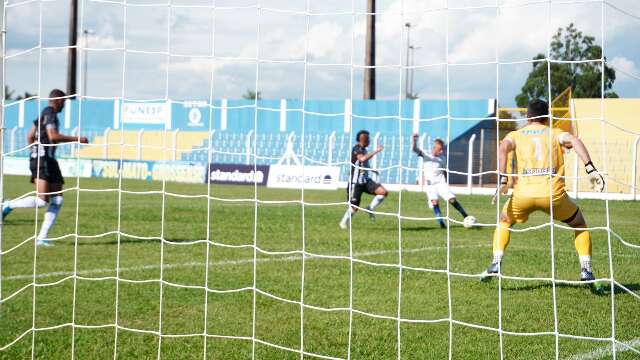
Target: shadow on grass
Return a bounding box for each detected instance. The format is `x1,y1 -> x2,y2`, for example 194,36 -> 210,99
499,281 -> 640,296
401,226 -> 445,232
75,236 -> 202,246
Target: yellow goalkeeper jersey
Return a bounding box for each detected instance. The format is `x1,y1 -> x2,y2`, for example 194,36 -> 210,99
504,123 -> 568,199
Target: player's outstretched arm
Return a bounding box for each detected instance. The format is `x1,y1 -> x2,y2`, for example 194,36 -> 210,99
45,127 -> 89,144
561,133 -> 605,192
411,133 -> 426,157
356,144 -> 383,163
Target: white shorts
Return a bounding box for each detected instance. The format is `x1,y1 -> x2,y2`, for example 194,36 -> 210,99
425,182 -> 455,206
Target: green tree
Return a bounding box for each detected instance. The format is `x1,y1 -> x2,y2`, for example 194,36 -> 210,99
241,89 -> 262,100
515,23 -> 617,107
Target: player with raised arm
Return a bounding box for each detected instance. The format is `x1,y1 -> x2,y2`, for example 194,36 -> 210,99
2,89 -> 89,246
339,130 -> 388,229
480,100 -> 605,291
411,134 -> 475,229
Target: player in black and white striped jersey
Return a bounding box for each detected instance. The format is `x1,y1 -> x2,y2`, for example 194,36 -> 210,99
339,130 -> 388,229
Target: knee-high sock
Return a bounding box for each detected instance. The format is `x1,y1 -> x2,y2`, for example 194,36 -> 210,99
340,207 -> 356,226
492,222 -> 512,264
368,195 -> 385,210
450,199 -> 468,218
432,204 -> 443,223
575,229 -> 592,272
8,196 -> 47,209
37,196 -> 63,240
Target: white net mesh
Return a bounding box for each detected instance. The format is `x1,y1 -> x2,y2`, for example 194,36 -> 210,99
1,0 -> 640,359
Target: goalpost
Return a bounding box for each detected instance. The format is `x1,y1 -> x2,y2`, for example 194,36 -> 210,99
1,0 -> 639,359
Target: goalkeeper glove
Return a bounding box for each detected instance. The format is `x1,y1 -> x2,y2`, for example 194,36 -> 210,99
498,174 -> 509,194
491,175 -> 509,205
585,161 -> 605,193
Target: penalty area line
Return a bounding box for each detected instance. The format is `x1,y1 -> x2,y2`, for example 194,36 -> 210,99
562,338 -> 640,360
2,244 -> 487,281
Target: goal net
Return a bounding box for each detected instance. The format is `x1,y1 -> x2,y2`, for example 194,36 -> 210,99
1,0 -> 639,359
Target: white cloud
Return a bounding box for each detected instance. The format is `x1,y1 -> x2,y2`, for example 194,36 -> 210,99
610,56 -> 640,82
4,0 -> 640,101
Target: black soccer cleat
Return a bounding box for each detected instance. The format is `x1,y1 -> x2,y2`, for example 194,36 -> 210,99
580,269 -> 595,282
480,262 -> 500,282
366,206 -> 376,221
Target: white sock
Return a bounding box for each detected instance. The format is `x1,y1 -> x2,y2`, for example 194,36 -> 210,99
580,255 -> 593,272
37,196 -> 63,240
368,195 -> 385,210
8,196 -> 47,209
492,251 -> 504,265
340,208 -> 355,226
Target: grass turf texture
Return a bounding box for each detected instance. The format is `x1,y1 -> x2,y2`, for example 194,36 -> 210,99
0,175 -> 638,359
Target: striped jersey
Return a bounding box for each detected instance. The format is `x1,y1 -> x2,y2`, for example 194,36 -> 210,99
350,144 -> 370,184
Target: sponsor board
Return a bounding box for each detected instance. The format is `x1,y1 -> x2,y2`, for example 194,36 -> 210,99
207,164 -> 269,186
3,157 -> 30,176
267,165 -> 340,190
183,101 -> 207,128
122,102 -> 171,127
152,163 -> 205,183
92,160 -> 150,181
3,157 -> 92,178
92,160 -> 205,183
58,158 -> 93,178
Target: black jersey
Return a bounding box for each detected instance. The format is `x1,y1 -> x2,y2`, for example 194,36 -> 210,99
350,144 -> 370,185
31,106 -> 59,160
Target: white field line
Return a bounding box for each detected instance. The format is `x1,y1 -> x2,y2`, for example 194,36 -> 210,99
1,244 -> 487,281
563,338 -> 640,360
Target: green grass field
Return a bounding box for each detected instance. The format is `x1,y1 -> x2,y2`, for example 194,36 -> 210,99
0,175 -> 638,359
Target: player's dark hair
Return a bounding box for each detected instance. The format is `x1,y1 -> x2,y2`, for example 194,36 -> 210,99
355,130 -> 369,142
433,138 -> 445,147
49,89 -> 66,99
527,99 -> 549,123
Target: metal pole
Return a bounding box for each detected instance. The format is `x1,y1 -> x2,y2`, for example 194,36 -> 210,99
82,29 -> 88,97
404,23 -> 411,99
363,0 -> 376,99
467,134 -> 476,194
67,0 -> 78,97
409,46 -> 414,98
479,128 -> 485,187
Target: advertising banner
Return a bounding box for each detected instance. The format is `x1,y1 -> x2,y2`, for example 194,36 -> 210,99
121,102 -> 172,128
267,165 -> 340,190
151,163 -> 206,183
207,163 -> 269,186
58,158 -> 93,178
3,157 -> 93,178
3,157 -> 30,176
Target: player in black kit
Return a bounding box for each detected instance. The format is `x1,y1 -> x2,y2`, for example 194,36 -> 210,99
2,89 -> 88,246
339,130 -> 388,229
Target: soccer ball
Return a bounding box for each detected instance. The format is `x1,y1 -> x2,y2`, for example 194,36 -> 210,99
463,216 -> 477,228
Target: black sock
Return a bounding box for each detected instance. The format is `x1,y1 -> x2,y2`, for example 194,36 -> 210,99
451,200 -> 468,218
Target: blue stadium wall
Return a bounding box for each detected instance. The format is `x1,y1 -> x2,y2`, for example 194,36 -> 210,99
4,98 -> 492,139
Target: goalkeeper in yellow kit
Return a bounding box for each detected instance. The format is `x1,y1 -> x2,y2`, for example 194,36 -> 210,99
481,100 -> 605,287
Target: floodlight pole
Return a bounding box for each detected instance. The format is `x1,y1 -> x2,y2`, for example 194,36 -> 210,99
363,0 -> 376,99
404,23 -> 411,99
67,0 -> 78,97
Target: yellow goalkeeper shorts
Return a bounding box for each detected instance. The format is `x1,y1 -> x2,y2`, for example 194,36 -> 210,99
503,192 -> 578,224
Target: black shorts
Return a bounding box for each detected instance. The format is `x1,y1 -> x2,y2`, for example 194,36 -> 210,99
30,157 -> 64,184
348,179 -> 381,206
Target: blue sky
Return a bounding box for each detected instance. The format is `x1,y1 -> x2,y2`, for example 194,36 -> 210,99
4,0 -> 640,105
